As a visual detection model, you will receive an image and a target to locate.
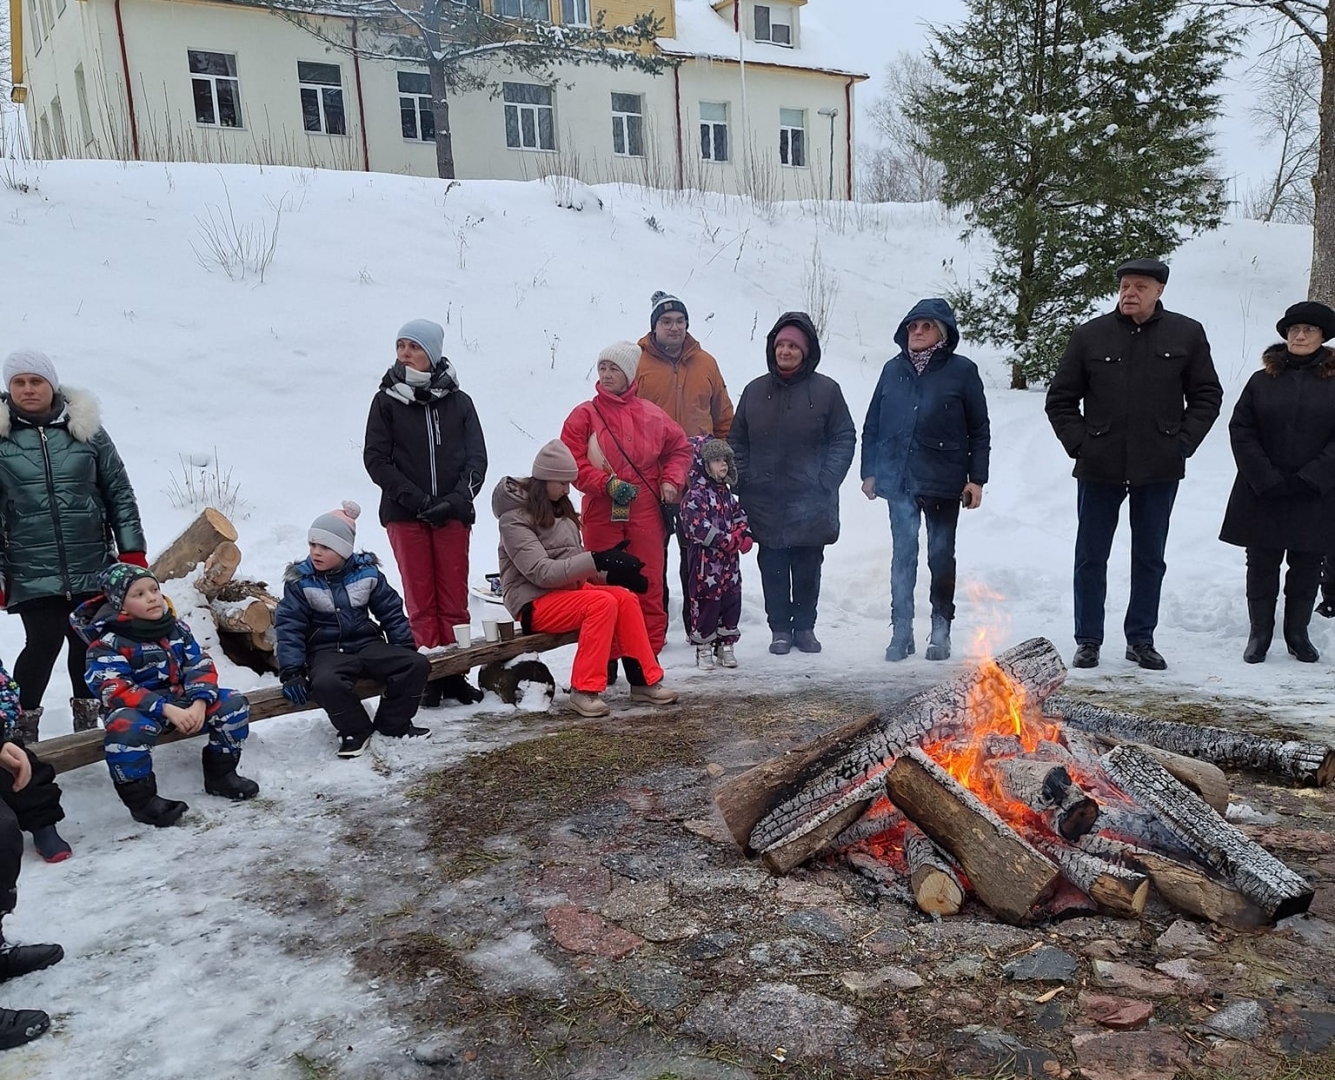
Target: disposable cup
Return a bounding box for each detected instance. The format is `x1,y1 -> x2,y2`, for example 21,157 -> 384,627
482,619 -> 501,643
453,623 -> 472,648
497,621 -> 516,642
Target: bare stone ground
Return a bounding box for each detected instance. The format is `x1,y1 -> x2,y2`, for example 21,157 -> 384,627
254,685 -> 1335,1080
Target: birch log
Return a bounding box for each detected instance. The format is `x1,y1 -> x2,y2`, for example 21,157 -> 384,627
150,509 -> 239,582
194,541 -> 242,599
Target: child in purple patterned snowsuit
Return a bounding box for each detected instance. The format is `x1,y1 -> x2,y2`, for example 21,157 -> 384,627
679,437 -> 751,670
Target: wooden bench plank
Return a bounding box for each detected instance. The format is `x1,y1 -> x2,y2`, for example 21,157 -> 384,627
33,631 -> 579,775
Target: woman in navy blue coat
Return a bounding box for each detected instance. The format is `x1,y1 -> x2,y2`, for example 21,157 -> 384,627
861,299 -> 990,662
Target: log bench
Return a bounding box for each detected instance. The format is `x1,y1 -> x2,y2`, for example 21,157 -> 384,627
32,631 -> 579,775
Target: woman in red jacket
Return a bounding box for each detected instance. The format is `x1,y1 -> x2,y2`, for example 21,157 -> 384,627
561,342 -> 692,671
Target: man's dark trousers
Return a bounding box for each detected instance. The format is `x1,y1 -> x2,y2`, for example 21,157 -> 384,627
1073,479 -> 1178,647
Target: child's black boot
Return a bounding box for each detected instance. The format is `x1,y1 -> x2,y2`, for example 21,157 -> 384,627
202,748 -> 260,801
114,775 -> 188,827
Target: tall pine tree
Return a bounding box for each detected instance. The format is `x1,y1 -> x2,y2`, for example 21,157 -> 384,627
909,0 -> 1235,387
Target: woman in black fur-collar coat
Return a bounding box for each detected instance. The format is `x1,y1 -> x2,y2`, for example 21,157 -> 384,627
1220,301 -> 1335,663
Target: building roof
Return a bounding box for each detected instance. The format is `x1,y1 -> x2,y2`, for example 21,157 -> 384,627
659,0 -> 868,80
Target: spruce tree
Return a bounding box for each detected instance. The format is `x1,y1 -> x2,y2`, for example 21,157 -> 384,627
908,0 -> 1235,387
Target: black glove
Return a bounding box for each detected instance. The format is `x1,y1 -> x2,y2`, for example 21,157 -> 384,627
605,565 -> 650,594
445,493 -> 476,526
418,498 -> 455,525
1270,474 -> 1318,499
591,539 -> 643,574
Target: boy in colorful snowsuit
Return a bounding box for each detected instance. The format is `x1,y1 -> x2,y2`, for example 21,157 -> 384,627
679,437 -> 751,670
274,501 -> 432,759
0,658 -> 69,862
76,563 -> 257,827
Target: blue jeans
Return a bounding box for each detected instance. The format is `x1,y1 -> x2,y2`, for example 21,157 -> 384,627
887,494 -> 960,631
1073,480 -> 1178,647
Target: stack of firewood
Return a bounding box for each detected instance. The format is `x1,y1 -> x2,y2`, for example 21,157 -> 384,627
150,509 -> 280,672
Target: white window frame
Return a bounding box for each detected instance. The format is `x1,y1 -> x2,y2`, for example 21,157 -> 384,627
611,92 -> 644,158
188,49 -> 243,129
561,0 -> 589,25
74,65 -> 94,147
398,71 -> 435,142
298,61 -> 347,136
496,0 -> 551,20
503,82 -> 556,151
49,96 -> 68,156
38,0 -> 55,36
699,101 -> 729,163
754,4 -> 793,47
779,108 -> 806,168
27,0 -> 44,51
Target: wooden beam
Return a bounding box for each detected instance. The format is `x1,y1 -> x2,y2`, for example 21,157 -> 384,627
33,631 -> 578,774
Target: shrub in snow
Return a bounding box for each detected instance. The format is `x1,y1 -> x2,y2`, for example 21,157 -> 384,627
542,175 -> 603,213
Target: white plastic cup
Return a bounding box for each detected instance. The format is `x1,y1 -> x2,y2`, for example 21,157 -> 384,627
482,619 -> 501,643
453,623 -> 472,648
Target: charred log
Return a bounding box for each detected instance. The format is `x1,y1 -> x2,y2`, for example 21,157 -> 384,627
983,757 -> 1099,840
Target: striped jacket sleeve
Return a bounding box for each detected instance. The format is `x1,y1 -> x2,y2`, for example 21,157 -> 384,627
178,624 -> 220,704
87,639 -> 167,719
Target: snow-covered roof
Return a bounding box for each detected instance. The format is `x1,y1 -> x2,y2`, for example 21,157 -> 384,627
658,1 -> 869,80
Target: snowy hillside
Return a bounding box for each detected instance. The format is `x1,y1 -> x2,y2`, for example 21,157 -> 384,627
0,159 -> 1326,1075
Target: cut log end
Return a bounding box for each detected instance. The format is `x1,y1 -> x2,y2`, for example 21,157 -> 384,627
910,866 -> 965,916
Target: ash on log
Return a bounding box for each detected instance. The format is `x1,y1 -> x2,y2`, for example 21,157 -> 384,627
982,757 -> 1099,840
1102,744 -> 1313,921
739,637 -> 1068,855
904,821 -> 967,916
1081,835 -> 1268,930
1028,836 -> 1148,917
150,508 -> 240,582
1052,695 -> 1335,787
761,798 -> 877,876
1061,727 -> 1230,814
827,797 -> 905,854
885,746 -> 1060,925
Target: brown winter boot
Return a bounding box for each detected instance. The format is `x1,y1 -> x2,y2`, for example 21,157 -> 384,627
71,698 -> 101,733
14,708 -> 41,745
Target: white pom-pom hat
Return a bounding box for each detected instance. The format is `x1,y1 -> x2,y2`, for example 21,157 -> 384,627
308,500 -> 362,559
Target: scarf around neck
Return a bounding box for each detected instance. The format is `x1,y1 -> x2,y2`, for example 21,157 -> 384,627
384,359 -> 460,405
908,341 -> 946,375
123,612 -> 179,642
8,394 -> 67,428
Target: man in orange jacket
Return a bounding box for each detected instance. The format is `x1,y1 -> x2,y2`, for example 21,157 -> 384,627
636,291 -> 735,640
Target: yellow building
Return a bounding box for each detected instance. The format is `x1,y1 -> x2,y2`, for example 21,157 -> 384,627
8,0 -> 865,198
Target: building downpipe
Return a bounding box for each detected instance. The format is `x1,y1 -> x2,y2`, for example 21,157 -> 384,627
673,64 -> 683,190
114,0 -> 141,159
844,76 -> 854,201
351,19 -> 371,171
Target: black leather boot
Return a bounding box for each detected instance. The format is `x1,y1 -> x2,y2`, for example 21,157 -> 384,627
1243,599 -> 1275,664
114,775 -> 188,827
1285,603 -> 1320,663
925,614 -> 951,661
202,749 -> 259,801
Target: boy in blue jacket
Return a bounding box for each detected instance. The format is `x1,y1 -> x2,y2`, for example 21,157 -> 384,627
75,563 -> 257,827
274,502 -> 431,758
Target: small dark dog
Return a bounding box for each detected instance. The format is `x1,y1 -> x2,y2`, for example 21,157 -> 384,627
421,673 -> 485,709
478,658 -> 555,709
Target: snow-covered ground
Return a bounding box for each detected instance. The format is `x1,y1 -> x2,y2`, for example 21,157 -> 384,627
0,159 -> 1327,1074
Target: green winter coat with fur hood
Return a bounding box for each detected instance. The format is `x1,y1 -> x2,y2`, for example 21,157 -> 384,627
0,387 -> 146,607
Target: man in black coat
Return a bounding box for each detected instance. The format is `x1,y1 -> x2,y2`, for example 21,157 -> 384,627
1045,258 -> 1223,670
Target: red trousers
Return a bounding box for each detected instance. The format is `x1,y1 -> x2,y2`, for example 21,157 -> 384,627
386,520 -> 470,648
581,510 -> 668,655
529,583 -> 664,693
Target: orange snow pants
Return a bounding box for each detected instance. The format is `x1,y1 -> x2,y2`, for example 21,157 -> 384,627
529,583 -> 664,693
581,511 -> 669,655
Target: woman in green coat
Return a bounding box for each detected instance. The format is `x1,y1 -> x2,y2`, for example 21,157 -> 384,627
0,351 -> 146,740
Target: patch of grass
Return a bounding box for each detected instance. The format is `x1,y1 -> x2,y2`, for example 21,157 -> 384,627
289,1052 -> 335,1079
1186,1054 -> 1335,1080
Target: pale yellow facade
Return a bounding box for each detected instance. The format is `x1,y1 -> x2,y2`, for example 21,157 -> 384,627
11,0 -> 862,200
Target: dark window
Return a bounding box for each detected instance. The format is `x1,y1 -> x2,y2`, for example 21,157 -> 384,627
188,49 -> 242,127
297,62 -> 345,135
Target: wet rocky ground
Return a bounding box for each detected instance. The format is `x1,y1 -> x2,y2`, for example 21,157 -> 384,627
255,683 -> 1335,1080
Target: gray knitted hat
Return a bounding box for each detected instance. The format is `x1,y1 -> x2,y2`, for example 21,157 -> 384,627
3,349 -> 60,391
396,319 -> 445,366
309,500 -> 361,559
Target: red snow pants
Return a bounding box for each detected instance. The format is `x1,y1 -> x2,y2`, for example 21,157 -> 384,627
529,583 -> 665,693
581,508 -> 668,655
386,519 -> 470,648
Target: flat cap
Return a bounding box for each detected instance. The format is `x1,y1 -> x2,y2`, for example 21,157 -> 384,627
1115,258 -> 1170,285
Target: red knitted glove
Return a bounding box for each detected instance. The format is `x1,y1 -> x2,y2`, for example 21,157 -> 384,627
118,551 -> 149,568
739,536 -> 754,554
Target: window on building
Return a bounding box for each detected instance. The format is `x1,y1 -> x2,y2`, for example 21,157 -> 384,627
38,113 -> 52,157
49,97 -> 68,156
298,62 -> 346,135
755,4 -> 793,47
188,50 -> 242,128
496,0 -> 551,19
27,0 -> 43,51
700,101 -> 728,162
453,0 -> 481,7
779,108 -> 806,167
611,93 -> 644,157
561,0 -> 589,24
38,0 -> 55,35
398,71 -> 435,142
503,82 -> 555,150
74,65 -> 93,147
55,0 -> 66,14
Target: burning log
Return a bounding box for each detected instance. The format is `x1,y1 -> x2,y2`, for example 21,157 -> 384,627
904,821 -> 967,916
1102,744 -> 1313,922
150,508 -> 240,582
1081,835 -> 1267,930
1052,695 -> 1335,787
739,638 -> 1068,854
1062,727 -> 1229,814
828,798 -> 905,853
1028,836 -> 1148,917
193,541 -> 242,599
884,746 -> 1060,925
761,798 -> 877,876
982,757 -> 1099,840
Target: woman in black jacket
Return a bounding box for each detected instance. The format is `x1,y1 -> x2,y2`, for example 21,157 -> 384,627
1220,302 -> 1335,663
729,312 -> 856,655
364,320 -> 487,704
